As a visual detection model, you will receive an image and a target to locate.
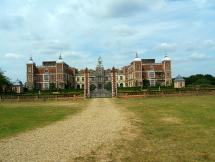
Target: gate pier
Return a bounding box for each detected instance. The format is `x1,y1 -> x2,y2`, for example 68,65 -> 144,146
84,68 -> 90,98
111,67 -> 117,97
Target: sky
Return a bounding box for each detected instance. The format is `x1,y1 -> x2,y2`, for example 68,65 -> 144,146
0,0 -> 215,83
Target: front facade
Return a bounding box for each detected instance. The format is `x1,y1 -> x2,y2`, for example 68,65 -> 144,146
123,55 -> 172,87
26,56 -> 76,90
26,55 -> 172,90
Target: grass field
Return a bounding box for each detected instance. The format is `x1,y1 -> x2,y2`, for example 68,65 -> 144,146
0,96 -> 214,162
114,96 -> 215,162
0,100 -> 86,139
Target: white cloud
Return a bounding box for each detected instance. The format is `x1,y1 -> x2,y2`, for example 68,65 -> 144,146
189,52 -> 211,60
155,42 -> 177,53
4,53 -> 22,59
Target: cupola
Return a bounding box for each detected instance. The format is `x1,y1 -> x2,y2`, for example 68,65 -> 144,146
133,53 -> 141,62
56,54 -> 64,64
28,56 -> 34,64
163,55 -> 171,61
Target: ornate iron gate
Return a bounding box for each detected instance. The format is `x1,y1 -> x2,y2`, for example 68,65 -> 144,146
84,58 -> 117,98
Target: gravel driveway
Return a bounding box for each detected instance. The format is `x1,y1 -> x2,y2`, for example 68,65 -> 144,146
0,98 -> 128,162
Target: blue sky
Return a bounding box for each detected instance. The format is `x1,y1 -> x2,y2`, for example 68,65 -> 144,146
0,0 -> 215,82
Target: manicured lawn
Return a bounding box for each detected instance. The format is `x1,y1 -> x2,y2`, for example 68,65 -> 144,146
0,100 -> 85,139
115,96 -> 215,162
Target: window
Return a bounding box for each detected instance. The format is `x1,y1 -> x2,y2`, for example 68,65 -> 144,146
28,67 -> 32,73
52,76 -> 56,82
58,75 -> 63,81
136,64 -> 141,70
35,76 -> 39,82
44,83 -> 49,90
35,75 -> 39,82
36,83 -> 40,89
148,71 -> 155,78
150,80 -> 156,86
120,76 -> 123,80
57,67 -> 62,73
166,72 -> 170,78
44,74 -> 49,81
77,77 -> 80,82
82,77 -> 84,82
135,72 -> 141,78
28,75 -> 32,81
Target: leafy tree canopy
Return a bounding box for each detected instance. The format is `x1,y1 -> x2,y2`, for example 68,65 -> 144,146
0,70 -> 11,87
185,74 -> 215,86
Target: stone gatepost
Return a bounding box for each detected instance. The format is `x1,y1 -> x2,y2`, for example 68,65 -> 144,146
111,67 -> 117,97
84,68 -> 90,98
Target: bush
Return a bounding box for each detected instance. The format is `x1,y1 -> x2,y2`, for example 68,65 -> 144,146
118,87 -> 141,92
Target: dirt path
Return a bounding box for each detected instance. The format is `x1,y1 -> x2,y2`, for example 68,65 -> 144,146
0,98 -> 129,162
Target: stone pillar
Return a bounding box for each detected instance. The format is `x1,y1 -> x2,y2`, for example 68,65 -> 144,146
111,67 -> 117,97
84,68 -> 90,98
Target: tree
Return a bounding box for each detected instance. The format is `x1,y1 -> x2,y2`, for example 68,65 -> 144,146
143,79 -> 150,88
0,70 -> 11,92
205,74 -> 215,85
185,74 -> 215,86
49,83 -> 56,91
193,78 -> 211,86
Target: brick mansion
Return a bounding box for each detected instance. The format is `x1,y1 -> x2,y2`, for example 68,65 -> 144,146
26,54 -> 172,90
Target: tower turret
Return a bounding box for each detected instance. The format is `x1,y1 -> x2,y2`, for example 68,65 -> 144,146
56,54 -> 64,89
132,53 -> 142,87
162,55 -> 172,86
26,56 -> 36,90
